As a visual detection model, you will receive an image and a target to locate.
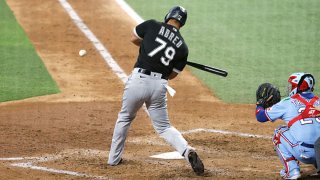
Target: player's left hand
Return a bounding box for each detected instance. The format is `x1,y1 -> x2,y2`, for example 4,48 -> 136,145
256,83 -> 281,108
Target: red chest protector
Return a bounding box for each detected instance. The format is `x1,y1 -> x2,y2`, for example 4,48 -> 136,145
288,94 -> 320,128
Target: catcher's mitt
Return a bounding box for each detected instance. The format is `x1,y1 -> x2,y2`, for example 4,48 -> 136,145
256,83 -> 281,108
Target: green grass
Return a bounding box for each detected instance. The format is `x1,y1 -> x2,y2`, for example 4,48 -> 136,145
126,0 -> 320,103
0,0 -> 59,102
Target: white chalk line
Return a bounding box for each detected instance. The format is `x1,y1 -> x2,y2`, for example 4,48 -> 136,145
58,0 -> 150,116
11,163 -> 107,180
1,127 -> 270,178
115,0 -> 144,24
58,0 -> 127,83
181,128 -> 272,139
2,149 -> 108,179
0,157 -> 37,161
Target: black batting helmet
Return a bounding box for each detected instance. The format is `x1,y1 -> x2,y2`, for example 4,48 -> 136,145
164,6 -> 187,27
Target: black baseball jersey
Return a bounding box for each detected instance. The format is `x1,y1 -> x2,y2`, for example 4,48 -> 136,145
133,20 -> 189,78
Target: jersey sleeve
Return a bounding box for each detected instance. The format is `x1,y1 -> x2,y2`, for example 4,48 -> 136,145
255,105 -> 269,122
265,100 -> 287,122
134,20 -> 155,40
172,46 -> 188,73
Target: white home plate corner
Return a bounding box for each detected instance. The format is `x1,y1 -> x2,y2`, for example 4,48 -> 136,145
150,151 -> 184,160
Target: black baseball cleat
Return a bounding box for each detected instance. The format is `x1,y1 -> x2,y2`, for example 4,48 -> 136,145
188,151 -> 204,175
118,158 -> 123,165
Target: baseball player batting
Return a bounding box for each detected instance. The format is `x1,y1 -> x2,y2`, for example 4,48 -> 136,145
107,6 -> 205,175
255,72 -> 320,179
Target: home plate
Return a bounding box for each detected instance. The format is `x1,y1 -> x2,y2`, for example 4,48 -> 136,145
150,151 -> 184,160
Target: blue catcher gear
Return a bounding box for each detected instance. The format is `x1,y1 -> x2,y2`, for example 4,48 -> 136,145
164,6 -> 187,27
287,72 -> 315,97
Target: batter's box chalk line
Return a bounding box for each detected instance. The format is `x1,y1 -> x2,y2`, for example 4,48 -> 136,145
0,149 -> 108,180
182,128 -> 272,139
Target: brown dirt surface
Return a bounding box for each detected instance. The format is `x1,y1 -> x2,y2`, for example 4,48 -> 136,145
1,0 -> 318,179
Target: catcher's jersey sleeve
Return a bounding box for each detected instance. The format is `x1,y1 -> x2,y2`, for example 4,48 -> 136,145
265,97 -> 308,123
264,101 -> 288,122
256,98 -> 290,123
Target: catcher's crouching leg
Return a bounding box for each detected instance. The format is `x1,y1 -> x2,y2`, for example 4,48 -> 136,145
272,126 -> 301,179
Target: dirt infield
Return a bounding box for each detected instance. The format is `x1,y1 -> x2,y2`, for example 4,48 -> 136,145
0,0 -> 318,179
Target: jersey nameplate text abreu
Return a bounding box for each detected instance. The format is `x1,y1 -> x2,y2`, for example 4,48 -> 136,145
133,20 -> 189,78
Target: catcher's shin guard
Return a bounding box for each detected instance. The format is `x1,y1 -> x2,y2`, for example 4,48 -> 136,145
273,127 -> 300,179
280,167 -> 301,179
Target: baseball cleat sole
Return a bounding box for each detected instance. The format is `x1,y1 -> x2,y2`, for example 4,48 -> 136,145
188,151 -> 204,175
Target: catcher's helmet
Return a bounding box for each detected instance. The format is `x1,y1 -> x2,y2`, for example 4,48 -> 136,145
164,6 -> 187,27
287,72 -> 315,96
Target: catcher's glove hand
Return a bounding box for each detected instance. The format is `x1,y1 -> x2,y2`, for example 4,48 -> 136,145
256,83 -> 281,108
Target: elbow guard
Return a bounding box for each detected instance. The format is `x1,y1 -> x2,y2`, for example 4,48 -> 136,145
255,106 -> 268,122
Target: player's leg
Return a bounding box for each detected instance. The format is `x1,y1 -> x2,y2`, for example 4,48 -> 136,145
273,126 -> 301,179
148,106 -> 188,154
148,103 -> 204,175
315,137 -> 320,173
146,81 -> 187,154
146,80 -> 204,175
108,75 -> 146,165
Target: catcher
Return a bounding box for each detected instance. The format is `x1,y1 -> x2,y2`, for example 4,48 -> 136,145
255,72 -> 320,179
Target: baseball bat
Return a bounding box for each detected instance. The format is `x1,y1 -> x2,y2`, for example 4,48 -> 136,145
186,61 -> 228,77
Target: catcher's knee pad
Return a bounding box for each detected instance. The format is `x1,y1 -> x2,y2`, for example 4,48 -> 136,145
272,125 -> 288,146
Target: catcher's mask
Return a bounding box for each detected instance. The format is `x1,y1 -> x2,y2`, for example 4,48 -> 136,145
287,72 -> 315,97
164,6 -> 187,27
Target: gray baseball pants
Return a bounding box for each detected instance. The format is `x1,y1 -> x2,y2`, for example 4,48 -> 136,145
108,68 -> 190,165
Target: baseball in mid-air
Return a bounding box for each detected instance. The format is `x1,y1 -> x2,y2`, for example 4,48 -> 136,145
79,49 -> 87,57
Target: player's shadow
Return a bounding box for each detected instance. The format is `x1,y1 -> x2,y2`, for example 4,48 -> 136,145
299,173 -> 320,179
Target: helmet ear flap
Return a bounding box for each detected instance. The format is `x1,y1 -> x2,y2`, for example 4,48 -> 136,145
163,6 -> 187,27
297,73 -> 315,93
164,13 -> 169,23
